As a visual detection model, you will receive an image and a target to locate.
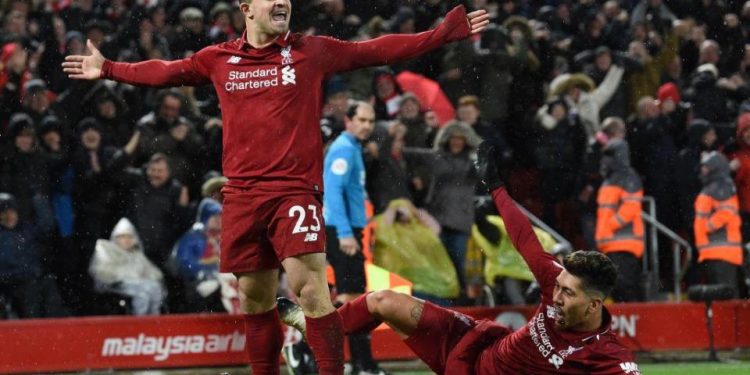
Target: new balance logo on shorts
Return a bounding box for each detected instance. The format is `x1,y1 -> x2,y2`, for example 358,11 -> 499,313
304,233 -> 318,242
282,65 -> 296,85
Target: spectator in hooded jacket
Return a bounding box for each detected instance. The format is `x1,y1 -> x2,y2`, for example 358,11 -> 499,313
0,192 -> 68,318
90,217 -> 165,316
404,121 -> 481,292
596,139 -> 645,302
174,197 -> 226,313
694,152 -> 743,298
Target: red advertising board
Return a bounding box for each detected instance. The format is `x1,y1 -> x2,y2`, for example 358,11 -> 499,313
1,301 -> 749,374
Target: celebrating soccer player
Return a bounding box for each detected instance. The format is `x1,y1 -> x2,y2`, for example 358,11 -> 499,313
63,1 -> 489,374
280,141 -> 641,374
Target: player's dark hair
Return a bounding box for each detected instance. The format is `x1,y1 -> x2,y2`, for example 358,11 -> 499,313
562,251 -> 618,299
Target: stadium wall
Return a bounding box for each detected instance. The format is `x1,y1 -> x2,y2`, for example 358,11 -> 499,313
1,301 -> 749,373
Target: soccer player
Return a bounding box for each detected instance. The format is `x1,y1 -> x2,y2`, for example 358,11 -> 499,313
279,141 -> 640,374
62,1 -> 489,374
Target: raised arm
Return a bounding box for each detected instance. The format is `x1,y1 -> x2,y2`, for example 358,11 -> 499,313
476,142 -> 562,290
319,6 -> 489,73
63,39 -> 210,87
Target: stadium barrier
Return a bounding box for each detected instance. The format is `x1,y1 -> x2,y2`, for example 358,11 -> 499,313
1,301 -> 749,373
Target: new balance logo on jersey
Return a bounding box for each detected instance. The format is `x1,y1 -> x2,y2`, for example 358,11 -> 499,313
227,56 -> 241,64
304,233 -> 318,242
282,65 -> 296,85
620,362 -> 641,374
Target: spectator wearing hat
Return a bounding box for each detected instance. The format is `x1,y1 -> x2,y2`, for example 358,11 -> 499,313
91,89 -> 133,147
657,82 -> 689,143
577,45 -> 643,120
90,217 -> 166,316
321,75 -> 351,147
208,2 -> 239,43
173,197 -> 225,313
543,64 -> 624,142
72,118 -> 141,281
370,68 -> 403,120
0,192 -> 69,318
533,97 -> 587,234
399,93 -> 430,148
22,78 -> 56,124
694,151 -> 743,298
403,121 -> 481,293
168,7 -> 208,58
38,115 -> 75,239
0,113 -> 52,222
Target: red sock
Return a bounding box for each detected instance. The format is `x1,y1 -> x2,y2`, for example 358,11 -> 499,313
244,309 -> 284,375
305,311 -> 344,375
338,293 -> 382,334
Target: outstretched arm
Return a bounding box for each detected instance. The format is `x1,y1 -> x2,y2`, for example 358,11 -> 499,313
321,6 -> 489,73
63,39 -> 210,87
476,142 -> 561,291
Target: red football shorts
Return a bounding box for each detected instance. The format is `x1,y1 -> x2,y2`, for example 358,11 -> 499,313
220,186 -> 326,273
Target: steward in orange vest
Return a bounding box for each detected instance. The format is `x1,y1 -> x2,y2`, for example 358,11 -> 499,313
595,139 -> 644,301
694,151 -> 743,298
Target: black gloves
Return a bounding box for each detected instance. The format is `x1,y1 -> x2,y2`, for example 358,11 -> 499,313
476,141 -> 504,192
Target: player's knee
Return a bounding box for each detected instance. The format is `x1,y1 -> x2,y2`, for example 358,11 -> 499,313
296,282 -> 328,312
368,290 -> 400,316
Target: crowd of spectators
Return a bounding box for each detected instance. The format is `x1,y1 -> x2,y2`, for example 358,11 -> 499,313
2,0 -> 750,318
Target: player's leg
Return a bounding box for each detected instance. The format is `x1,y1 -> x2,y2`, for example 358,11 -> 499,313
236,269 -> 284,375
282,253 -> 343,374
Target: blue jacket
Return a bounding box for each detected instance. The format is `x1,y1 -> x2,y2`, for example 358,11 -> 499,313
0,196 -> 54,282
175,199 -> 222,281
324,132 -> 367,238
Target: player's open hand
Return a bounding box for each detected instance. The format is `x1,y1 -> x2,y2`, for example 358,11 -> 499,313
467,9 -> 490,35
62,39 -> 105,80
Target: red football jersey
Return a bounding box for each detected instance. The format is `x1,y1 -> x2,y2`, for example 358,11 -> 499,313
475,189 -> 641,375
100,6 -> 471,193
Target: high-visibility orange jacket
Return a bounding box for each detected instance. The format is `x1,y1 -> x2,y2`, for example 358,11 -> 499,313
595,140 -> 645,258
694,152 -> 743,266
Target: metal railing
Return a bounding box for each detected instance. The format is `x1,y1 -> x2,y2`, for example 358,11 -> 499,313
513,203 -> 574,252
640,196 -> 693,302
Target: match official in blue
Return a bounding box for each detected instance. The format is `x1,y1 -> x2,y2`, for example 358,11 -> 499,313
323,102 -> 384,375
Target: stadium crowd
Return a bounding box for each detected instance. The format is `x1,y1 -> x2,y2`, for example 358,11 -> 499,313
1,0 -> 750,319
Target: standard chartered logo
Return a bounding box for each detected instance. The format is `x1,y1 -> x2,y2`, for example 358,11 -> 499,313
282,66 -> 296,86
225,66 -> 297,92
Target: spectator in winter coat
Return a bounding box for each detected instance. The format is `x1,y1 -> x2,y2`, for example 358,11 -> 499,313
404,121 -> 481,291
174,197 -> 226,313
0,193 -> 68,318
125,153 -> 191,268
90,217 -> 165,316
694,152 -> 743,298
0,113 -> 51,222
596,139 -> 645,302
